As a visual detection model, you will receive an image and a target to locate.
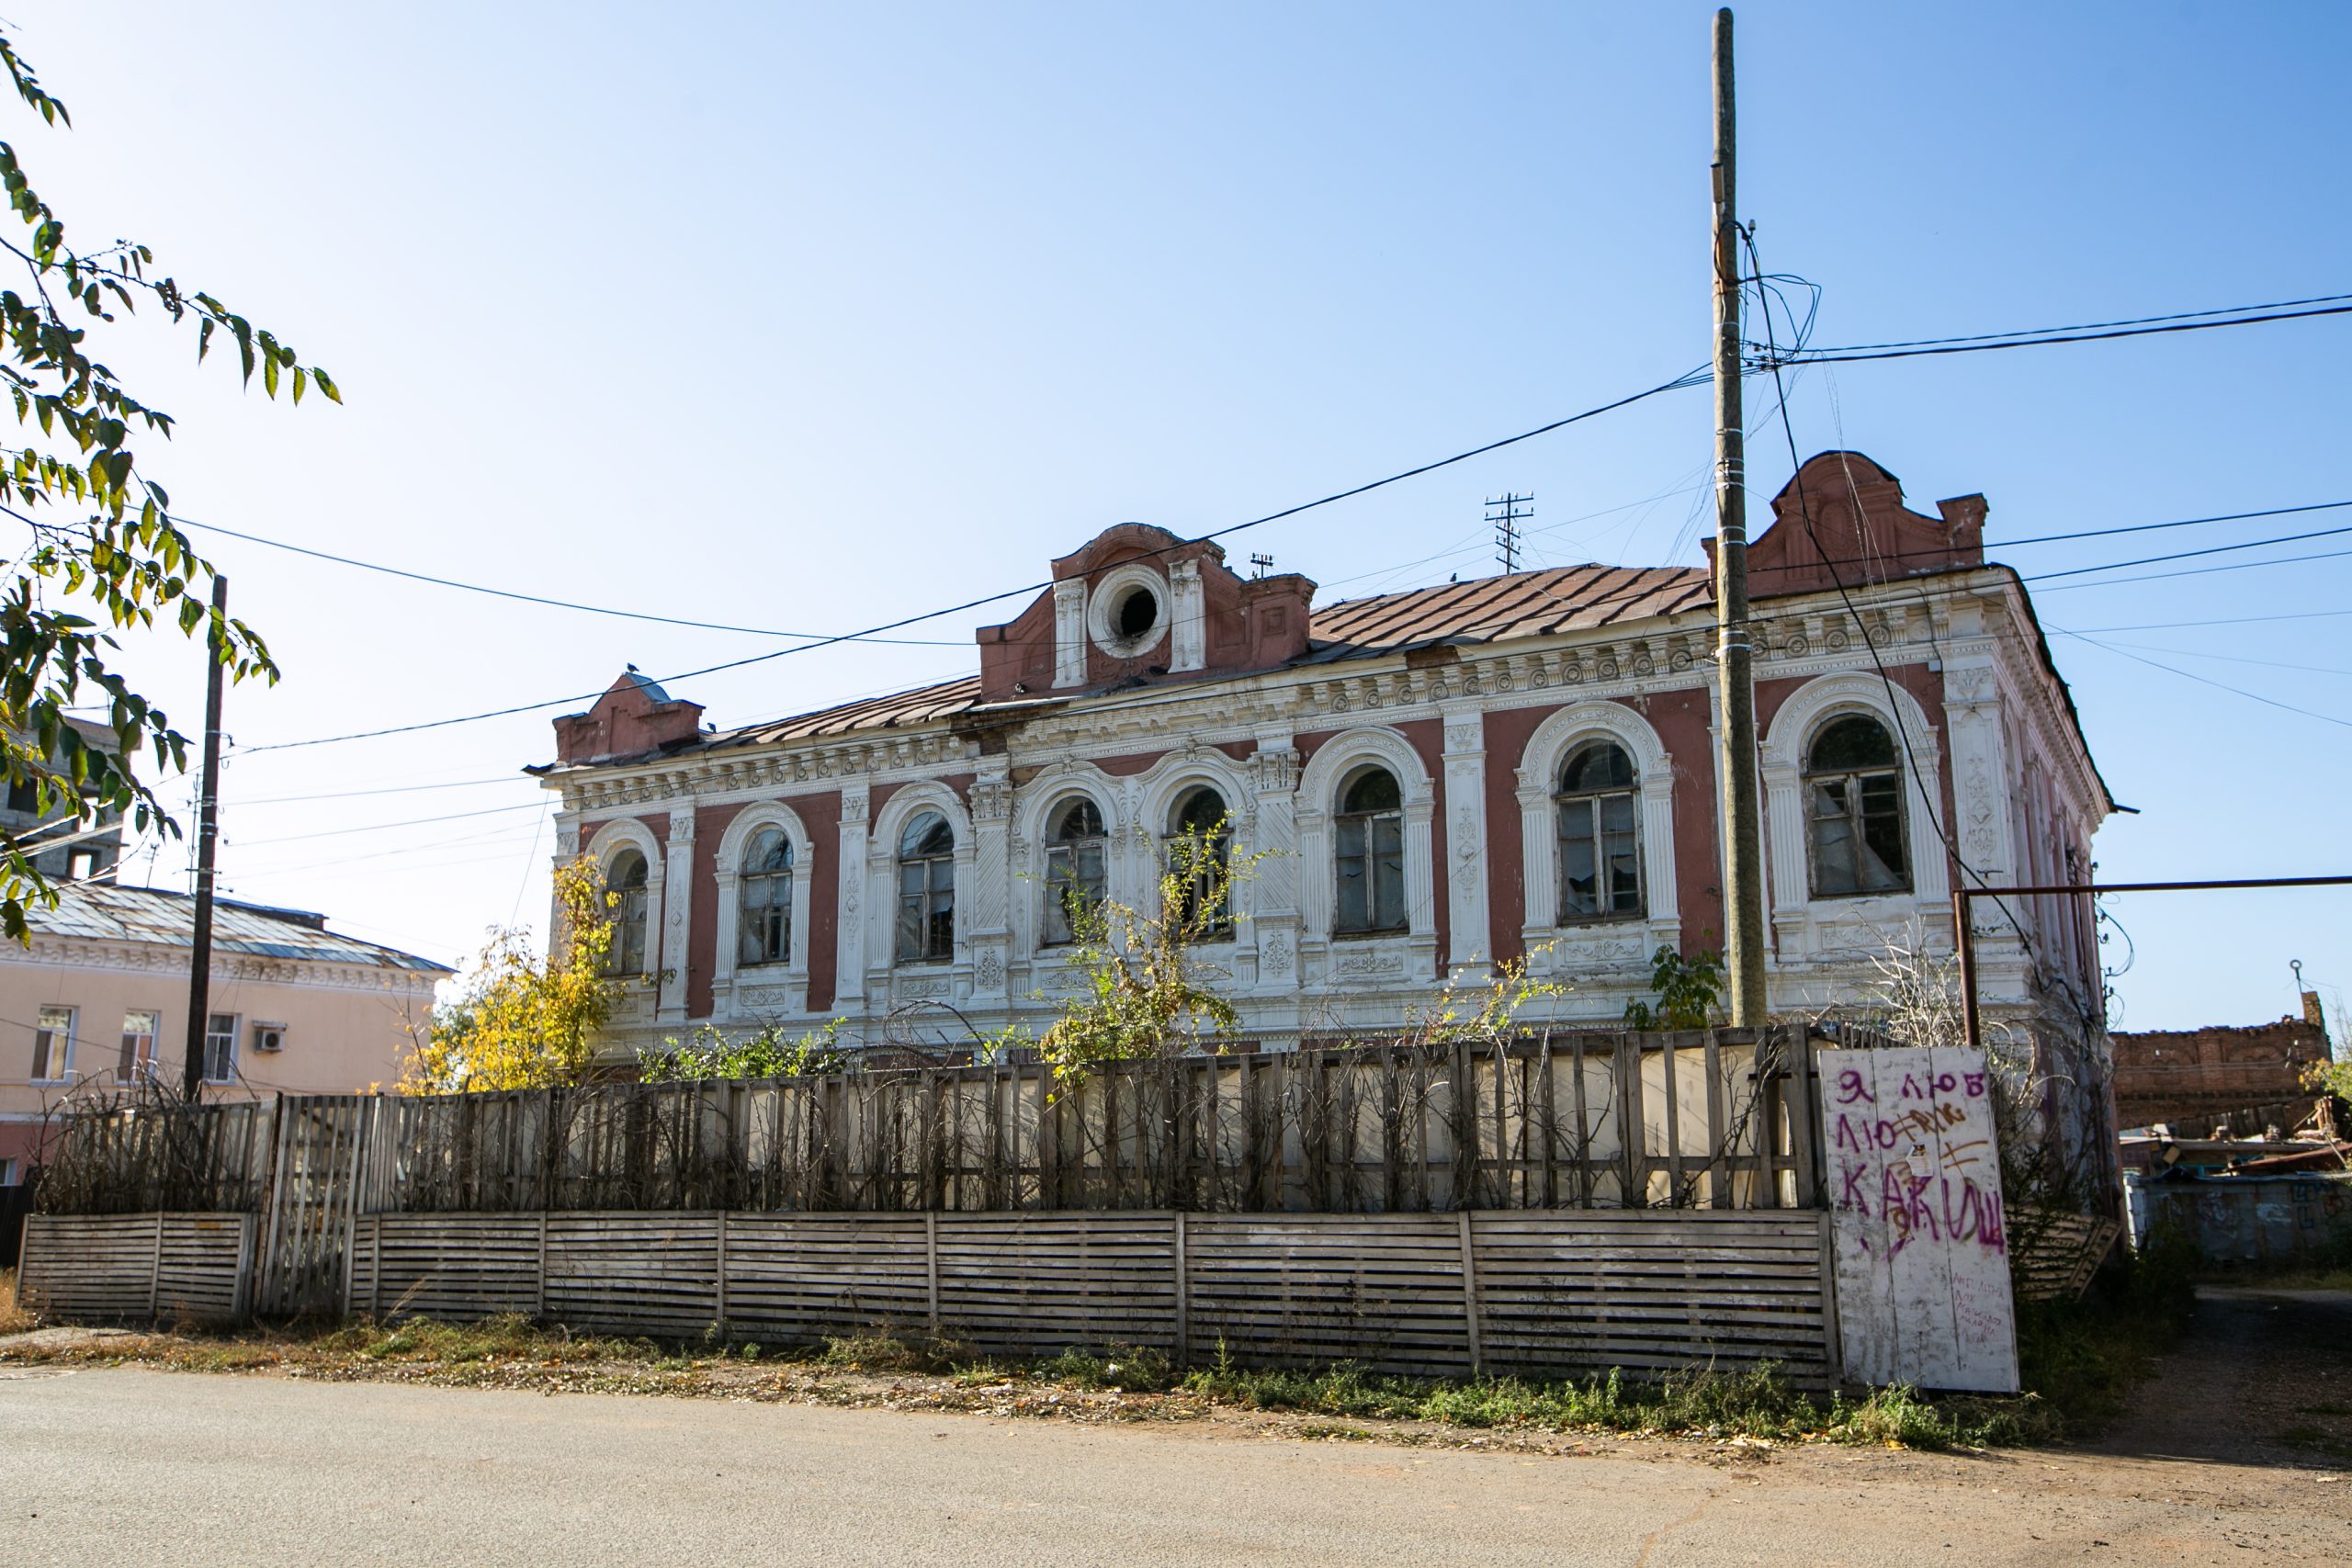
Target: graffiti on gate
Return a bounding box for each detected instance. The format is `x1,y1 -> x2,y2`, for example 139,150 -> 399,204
1828,1064 -> 2007,1259
1819,1045 -> 2019,1394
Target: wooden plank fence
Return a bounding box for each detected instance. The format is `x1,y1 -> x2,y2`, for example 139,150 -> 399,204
336,1207 -> 1834,1383
33,1031 -> 1820,1220
17,1213 -> 254,1325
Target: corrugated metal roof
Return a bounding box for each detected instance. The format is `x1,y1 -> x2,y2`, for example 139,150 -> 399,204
684,564 -> 1710,755
17,883 -> 452,974
708,675 -> 987,750
1304,563 -> 1708,659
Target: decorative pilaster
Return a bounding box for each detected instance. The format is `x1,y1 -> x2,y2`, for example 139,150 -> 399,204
1440,704 -> 1492,981
657,810 -> 695,1023
967,763 -> 1014,1002
834,784 -> 870,1008
1245,739 -> 1303,993
1170,558 -> 1206,673
1052,580 -> 1088,687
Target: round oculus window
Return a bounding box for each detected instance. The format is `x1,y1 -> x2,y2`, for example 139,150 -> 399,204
1085,564 -> 1171,659
1115,586 -> 1159,638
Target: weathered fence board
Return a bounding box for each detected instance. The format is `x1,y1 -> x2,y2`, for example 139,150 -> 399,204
19,1213 -> 253,1324
1819,1046 -> 2018,1393
27,1032 -> 1802,1221
29,1206 -> 1837,1383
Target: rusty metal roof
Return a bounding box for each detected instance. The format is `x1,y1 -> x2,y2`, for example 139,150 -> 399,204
708,675 -> 988,750
17,883 -> 453,974
679,565 -> 1713,755
1303,563 -> 1709,660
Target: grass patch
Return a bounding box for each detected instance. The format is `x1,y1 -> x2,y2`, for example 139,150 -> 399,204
1176,1351 -> 2049,1449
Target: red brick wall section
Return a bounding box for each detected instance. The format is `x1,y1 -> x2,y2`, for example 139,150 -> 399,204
2109,1019 -> 2331,1130
684,802 -> 749,1021
795,792 -> 844,1012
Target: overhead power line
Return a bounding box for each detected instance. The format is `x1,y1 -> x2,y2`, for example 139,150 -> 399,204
169,513 -> 968,647
233,365 -> 1713,755
1760,299 -> 2352,367
1772,289 -> 2352,355
2049,626 -> 2352,732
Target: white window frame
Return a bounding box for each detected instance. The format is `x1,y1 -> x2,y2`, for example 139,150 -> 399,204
1759,672 -> 1951,959
1513,701 -> 1679,976
30,1004 -> 75,1084
710,801 -> 817,1020
582,818 -> 666,989
1039,794 -> 1112,947
1133,749 -> 1258,953
202,1010 -> 239,1086
119,1009 -> 160,1085
1295,727 -> 1438,984
866,781 -> 972,996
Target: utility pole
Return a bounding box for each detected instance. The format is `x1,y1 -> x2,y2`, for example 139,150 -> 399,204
1711,8 -> 1769,1027
1486,492 -> 1532,573
182,574 -> 228,1101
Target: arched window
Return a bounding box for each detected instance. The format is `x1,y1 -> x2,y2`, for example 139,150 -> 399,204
738,827 -> 794,965
1555,740 -> 1641,920
895,811 -> 956,963
1334,767 -> 1406,935
1042,797 -> 1108,945
1805,715 -> 1909,897
604,848 -> 650,975
1166,786 -> 1233,937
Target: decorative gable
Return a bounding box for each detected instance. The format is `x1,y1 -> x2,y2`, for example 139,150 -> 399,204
974,524 -> 1317,701
1708,450 -> 1986,598
552,670 -> 707,765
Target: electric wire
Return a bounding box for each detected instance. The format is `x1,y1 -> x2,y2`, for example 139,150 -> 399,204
1741,233 -> 2044,962
231,366 -> 1713,755
2044,626 -> 2352,732
167,513 -> 970,647
1761,299 -> 2352,367
1769,289 -> 2352,355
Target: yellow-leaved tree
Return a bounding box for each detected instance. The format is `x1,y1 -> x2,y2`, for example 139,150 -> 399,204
401,860 -> 622,1094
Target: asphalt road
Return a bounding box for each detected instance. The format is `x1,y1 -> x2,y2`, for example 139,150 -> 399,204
3,1356 -> 2347,1567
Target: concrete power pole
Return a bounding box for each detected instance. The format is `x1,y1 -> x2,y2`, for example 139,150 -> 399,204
182,574 -> 228,1101
1711,8 -> 1770,1026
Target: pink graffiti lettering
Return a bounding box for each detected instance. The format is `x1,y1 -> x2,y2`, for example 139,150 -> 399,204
1839,1160 -> 1871,1214
1836,1069 -> 1876,1106
1962,1072 -> 1986,1097
1882,1169 -> 1942,1255
1940,1177 -> 2007,1255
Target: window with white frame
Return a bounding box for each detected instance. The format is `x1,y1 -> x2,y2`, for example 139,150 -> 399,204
738,827 -> 795,966
896,810 -> 956,963
202,1011 -> 238,1085
0,1156 -> 20,1186
1334,767 -> 1407,935
1555,740 -> 1642,920
1042,797 -> 1108,945
30,1004 -> 74,1082
603,848 -> 651,975
118,1010 -> 159,1083
1165,786 -> 1233,938
1805,714 -> 1910,897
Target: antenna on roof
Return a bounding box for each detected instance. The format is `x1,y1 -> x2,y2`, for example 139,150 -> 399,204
1249,553 -> 1274,580
1487,492 -> 1532,573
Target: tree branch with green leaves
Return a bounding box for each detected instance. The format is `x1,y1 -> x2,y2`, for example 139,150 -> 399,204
0,26 -> 337,938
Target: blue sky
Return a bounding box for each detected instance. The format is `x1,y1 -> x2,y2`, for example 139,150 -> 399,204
15,1 -> 2348,1032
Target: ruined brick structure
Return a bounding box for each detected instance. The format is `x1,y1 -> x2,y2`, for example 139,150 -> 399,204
2111,1001 -> 2333,1133
536,451 -> 2112,1060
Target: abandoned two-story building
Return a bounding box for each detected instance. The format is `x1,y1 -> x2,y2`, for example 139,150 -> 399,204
535,452 -> 2113,1061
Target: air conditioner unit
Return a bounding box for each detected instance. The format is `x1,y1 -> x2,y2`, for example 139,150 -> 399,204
253,1022 -> 288,1054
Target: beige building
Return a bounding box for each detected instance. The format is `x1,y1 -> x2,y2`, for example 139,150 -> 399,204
0,883 -> 451,1186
